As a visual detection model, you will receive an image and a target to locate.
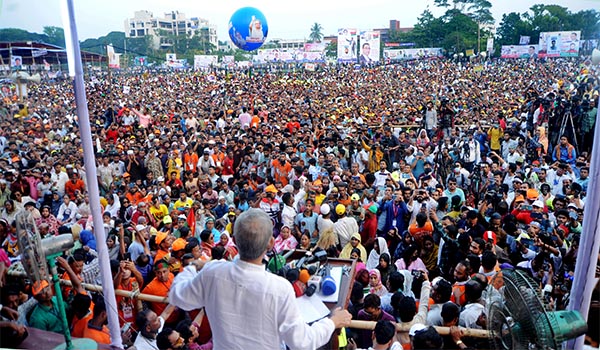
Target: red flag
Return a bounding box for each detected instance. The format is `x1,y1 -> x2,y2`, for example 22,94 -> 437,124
187,208 -> 196,236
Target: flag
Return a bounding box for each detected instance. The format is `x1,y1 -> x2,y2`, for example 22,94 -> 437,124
187,208 -> 196,236
519,36 -> 530,45
32,49 -> 48,58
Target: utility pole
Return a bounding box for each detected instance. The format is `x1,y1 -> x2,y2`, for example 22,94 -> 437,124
477,22 -> 481,54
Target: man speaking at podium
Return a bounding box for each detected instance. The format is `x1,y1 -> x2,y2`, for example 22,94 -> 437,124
169,209 -> 352,349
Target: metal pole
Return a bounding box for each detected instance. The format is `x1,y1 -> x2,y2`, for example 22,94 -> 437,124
48,259 -> 73,350
566,104 -> 600,349
61,0 -> 123,347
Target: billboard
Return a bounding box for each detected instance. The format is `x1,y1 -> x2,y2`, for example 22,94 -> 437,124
500,45 -> 539,59
134,56 -> 148,66
222,55 -> 235,67
255,49 -> 325,63
538,31 -> 580,58
304,42 -> 327,52
337,28 -> 358,63
384,48 -> 443,60
107,45 -> 120,69
359,31 -> 380,64
194,55 -> 218,69
166,54 -> 186,69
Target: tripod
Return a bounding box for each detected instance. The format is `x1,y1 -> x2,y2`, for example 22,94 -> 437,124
557,110 -> 579,152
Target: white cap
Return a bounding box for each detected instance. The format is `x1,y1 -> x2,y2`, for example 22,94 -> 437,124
320,203 -> 331,216
532,200 -> 544,208
409,323 -> 428,336
281,184 -> 294,194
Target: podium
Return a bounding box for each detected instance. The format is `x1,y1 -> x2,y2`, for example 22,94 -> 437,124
284,250 -> 357,350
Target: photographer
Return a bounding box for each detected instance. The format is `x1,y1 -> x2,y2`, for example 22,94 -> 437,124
439,100 -> 454,138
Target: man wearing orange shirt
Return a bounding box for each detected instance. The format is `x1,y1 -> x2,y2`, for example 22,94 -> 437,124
272,154 -> 292,187
142,260 -> 177,324
154,231 -> 172,263
114,259 -> 144,327
183,146 -> 198,174
56,256 -> 93,338
408,212 -> 433,248
61,250 -> 85,300
82,299 -> 111,345
64,171 -> 85,200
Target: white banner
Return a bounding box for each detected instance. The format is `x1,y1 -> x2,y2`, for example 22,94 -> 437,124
384,48 -> 443,60
486,38 -> 494,52
194,55 -> 218,69
359,31 -> 380,64
107,45 -> 120,69
337,28 -> 358,63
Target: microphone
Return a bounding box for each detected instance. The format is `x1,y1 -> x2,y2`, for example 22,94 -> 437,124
298,269 -> 311,285
320,265 -> 336,296
306,276 -> 322,296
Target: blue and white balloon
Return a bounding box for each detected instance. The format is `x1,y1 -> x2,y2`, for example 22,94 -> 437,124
228,7 -> 268,51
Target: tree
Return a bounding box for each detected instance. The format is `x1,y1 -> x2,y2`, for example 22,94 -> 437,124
309,23 -> 323,43
43,26 -> 65,47
496,12 -> 533,46
441,9 -> 479,52
325,41 -> 337,58
434,0 -> 472,12
0,28 -> 46,43
468,0 -> 494,24
496,6 -> 600,50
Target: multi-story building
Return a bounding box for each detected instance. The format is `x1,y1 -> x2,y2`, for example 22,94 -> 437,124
124,10 -> 217,50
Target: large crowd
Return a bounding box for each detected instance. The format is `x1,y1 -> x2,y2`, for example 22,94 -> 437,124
0,57 -> 598,350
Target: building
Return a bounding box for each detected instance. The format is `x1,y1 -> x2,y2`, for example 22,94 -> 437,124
0,41 -> 105,67
375,20 -> 413,44
263,38 -> 306,50
124,10 -> 217,50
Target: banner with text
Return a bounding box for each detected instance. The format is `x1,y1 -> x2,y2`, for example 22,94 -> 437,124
500,45 -> 539,59
255,49 -> 325,63
337,28 -> 358,63
383,48 -> 443,60
304,42 -> 327,52
538,31 -> 581,58
194,55 -> 218,69
359,31 -> 380,64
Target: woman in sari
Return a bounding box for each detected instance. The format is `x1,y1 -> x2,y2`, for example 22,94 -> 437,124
421,235 -> 439,274
35,205 -> 61,236
368,269 -> 388,297
376,253 -> 397,286
340,232 -> 367,262
217,231 -> 238,260
273,225 -> 298,253
366,237 -> 389,270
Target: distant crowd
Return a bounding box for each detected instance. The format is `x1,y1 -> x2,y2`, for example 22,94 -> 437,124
0,57 -> 598,349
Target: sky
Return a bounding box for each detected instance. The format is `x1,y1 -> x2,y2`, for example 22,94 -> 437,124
1,0 -> 598,42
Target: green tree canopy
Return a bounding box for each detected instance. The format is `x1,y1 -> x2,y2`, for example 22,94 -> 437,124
496,5 -> 600,47
309,23 -> 324,43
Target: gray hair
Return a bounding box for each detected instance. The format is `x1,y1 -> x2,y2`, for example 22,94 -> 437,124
234,209 -> 273,261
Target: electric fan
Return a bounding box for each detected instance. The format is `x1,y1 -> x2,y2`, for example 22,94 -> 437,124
487,268 -> 587,350
16,211 -> 97,350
